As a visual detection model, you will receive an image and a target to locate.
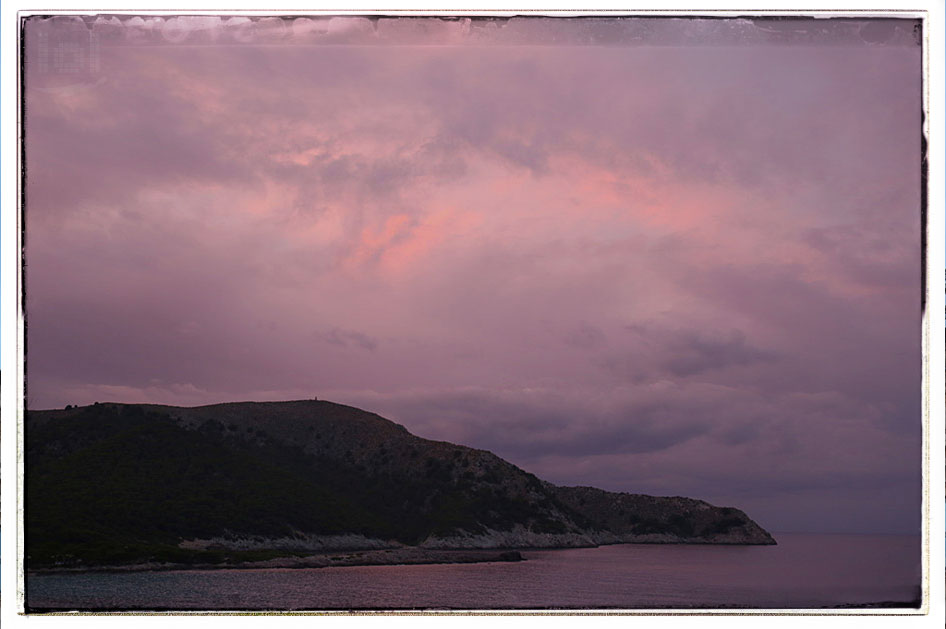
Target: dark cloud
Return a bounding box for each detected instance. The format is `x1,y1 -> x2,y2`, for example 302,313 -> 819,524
344,387 -> 708,460
615,325 -> 778,378
563,322 -> 607,351
324,328 -> 379,353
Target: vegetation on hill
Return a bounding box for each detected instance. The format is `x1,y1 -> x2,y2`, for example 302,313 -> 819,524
26,400 -> 774,569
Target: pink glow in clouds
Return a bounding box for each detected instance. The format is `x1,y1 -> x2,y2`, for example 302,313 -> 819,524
23,16 -> 923,534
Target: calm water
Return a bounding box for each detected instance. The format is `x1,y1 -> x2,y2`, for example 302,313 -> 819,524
27,534 -> 922,611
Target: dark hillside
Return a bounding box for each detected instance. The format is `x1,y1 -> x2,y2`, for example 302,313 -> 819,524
27,400 -> 775,569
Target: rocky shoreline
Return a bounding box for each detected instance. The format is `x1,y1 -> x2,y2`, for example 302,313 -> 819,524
28,547 -> 526,575
27,531 -> 778,576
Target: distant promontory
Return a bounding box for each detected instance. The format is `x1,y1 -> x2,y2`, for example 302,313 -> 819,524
27,400 -> 775,571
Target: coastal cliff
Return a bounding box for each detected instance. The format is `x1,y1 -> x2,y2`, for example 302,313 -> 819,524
27,400 -> 775,569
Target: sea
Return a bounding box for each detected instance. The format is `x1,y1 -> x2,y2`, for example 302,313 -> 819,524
25,533 -> 922,611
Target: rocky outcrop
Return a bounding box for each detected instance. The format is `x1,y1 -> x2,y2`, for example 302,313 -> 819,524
419,525 -> 599,549
550,485 -> 776,545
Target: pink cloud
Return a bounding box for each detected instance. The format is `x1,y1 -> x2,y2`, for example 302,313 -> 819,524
23,17 -> 923,535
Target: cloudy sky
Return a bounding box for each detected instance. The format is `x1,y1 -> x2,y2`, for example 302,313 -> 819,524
24,16 -> 923,534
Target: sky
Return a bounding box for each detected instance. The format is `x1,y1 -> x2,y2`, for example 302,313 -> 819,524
23,16 -> 923,535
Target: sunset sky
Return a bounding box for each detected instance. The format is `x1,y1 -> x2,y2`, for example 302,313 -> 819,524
24,16 -> 923,535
